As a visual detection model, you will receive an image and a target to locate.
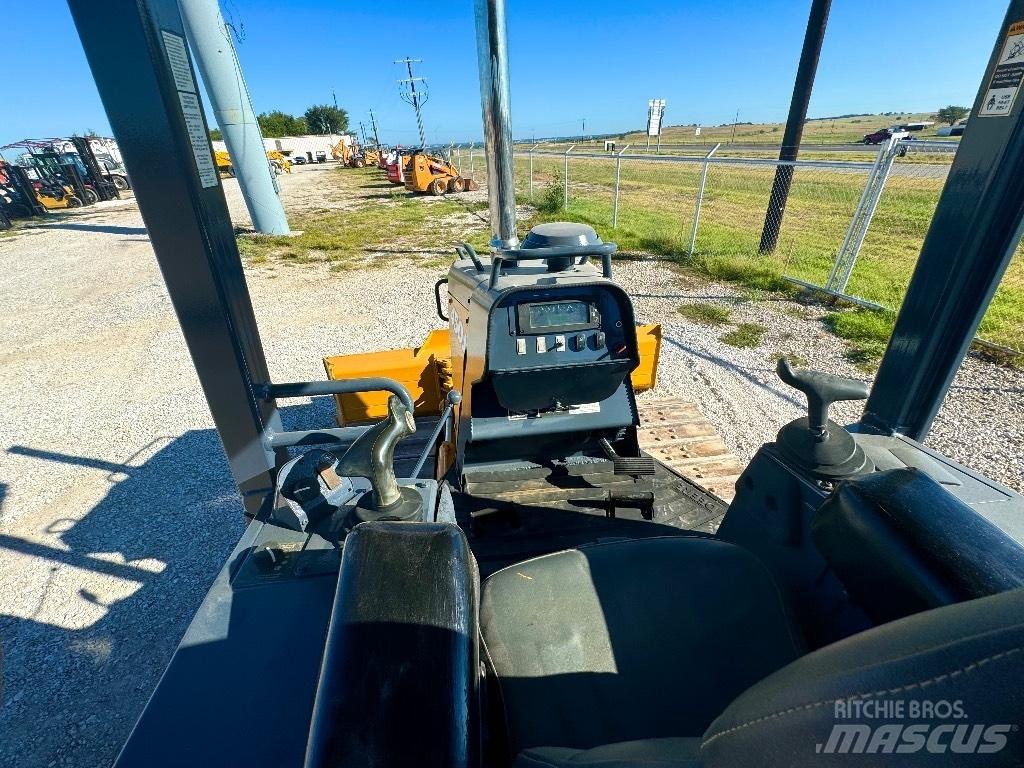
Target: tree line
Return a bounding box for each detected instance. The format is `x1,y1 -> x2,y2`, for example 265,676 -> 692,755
209,104 -> 349,140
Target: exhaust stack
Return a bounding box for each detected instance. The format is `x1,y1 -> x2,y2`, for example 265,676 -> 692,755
474,0 -> 518,249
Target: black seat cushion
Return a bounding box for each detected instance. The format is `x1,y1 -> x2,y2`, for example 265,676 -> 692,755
515,738 -> 702,768
481,536 -> 803,755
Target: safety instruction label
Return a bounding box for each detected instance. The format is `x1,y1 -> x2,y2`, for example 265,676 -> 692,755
178,92 -> 220,188
979,20 -> 1024,117
161,30 -> 196,94
161,29 -> 218,188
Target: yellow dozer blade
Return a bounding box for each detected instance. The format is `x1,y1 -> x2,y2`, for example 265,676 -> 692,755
323,325 -> 661,425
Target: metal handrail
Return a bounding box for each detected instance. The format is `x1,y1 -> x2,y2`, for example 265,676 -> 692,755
257,378 -> 415,414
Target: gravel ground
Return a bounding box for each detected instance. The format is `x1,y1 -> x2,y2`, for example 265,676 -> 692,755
1,163 -> 1021,768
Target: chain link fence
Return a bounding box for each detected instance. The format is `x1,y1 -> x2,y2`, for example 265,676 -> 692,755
514,145 -> 871,295
453,138 -> 1021,356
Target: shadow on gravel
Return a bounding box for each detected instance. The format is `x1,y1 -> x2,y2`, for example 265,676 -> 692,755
663,333 -> 806,410
30,223 -> 149,237
0,399 -> 331,768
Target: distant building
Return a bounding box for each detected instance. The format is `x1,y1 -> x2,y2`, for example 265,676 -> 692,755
211,134 -> 355,159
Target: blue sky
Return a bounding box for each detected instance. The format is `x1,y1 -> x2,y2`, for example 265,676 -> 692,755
0,0 -> 1009,149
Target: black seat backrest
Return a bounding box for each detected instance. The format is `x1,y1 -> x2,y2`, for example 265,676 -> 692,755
703,586 -> 1024,767
811,467 -> 1024,625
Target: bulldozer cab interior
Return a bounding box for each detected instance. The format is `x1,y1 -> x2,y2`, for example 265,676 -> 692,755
59,0 -> 1024,766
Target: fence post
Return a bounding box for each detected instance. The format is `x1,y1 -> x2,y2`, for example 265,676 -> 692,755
825,137 -> 900,292
563,144 -> 575,209
688,142 -> 721,255
612,143 -> 630,228
456,144 -> 463,174
528,142 -> 539,202
470,143 -> 475,175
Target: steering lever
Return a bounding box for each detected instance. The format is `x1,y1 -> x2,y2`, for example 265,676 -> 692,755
336,395 -> 423,521
777,358 -> 869,439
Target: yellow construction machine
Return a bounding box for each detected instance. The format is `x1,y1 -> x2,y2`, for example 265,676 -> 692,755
403,150 -> 478,195
215,150 -> 292,177
333,139 -> 380,168
266,150 -> 292,174
331,139 -> 353,164
359,148 -> 381,167
34,181 -> 82,210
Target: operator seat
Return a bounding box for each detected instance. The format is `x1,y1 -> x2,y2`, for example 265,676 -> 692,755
481,541 -> 1024,767
481,536 -> 804,757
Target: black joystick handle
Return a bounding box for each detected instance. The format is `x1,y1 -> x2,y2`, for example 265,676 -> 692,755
776,358 -> 869,436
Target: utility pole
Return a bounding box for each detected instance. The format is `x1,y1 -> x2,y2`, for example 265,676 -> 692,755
177,0 -> 289,234
758,0 -> 832,254
359,121 -> 368,146
582,118 -> 586,140
730,108 -> 739,144
368,108 -> 381,149
396,57 -> 429,148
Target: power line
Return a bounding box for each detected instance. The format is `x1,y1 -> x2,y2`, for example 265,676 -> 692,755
395,57 -> 428,148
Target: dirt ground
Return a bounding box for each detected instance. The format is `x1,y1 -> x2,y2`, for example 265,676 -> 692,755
0,162 -> 1021,768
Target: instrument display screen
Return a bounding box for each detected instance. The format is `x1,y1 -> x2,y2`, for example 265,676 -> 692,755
528,301 -> 590,328
517,299 -> 600,334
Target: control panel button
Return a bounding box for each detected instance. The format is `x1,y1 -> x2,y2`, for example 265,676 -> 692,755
554,334 -> 565,351
516,338 -> 527,355
574,333 -> 586,351
536,336 -> 547,353
595,332 -> 606,349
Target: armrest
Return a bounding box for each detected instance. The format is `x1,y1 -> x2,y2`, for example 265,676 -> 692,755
305,522 -> 480,768
811,467 -> 1024,624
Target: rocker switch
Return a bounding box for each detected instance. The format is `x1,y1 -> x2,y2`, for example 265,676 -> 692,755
574,333 -> 587,351
536,336 -> 547,353
554,335 -> 565,351
595,332 -> 606,349
516,338 -> 527,355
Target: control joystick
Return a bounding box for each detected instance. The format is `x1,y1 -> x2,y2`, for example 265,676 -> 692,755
335,395 -> 423,522
775,358 -> 873,479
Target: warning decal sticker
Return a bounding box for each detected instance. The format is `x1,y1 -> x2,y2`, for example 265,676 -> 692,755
979,20 -> 1024,117
161,30 -> 219,188
160,30 -> 196,94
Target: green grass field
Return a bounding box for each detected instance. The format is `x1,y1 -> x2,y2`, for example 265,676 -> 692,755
238,160 -> 1022,363
512,153 -> 1023,356
237,167 -> 491,271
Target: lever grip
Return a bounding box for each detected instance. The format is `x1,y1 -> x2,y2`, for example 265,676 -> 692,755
776,358 -> 869,432
335,395 -> 416,510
